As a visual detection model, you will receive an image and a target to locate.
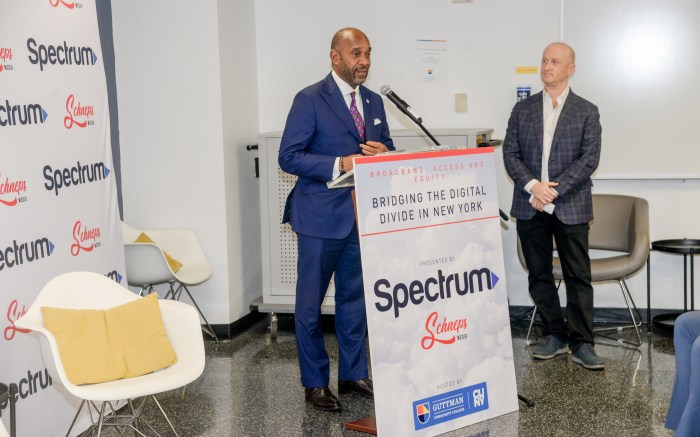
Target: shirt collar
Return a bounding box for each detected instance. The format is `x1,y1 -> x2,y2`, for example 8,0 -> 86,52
543,85 -> 570,107
332,70 -> 361,99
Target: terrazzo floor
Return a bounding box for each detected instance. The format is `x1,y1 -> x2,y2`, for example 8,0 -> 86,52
88,316 -> 678,437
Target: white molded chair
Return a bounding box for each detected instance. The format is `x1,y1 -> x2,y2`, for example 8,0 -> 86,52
518,194 -> 649,347
15,272 -> 205,437
121,222 -> 218,343
0,419 -> 8,437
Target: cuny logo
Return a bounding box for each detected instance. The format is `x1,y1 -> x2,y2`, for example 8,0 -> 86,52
0,46 -> 13,72
0,368 -> 53,408
374,267 -> 500,318
70,220 -> 101,256
0,237 -> 54,271
0,100 -> 48,127
64,94 -> 94,128
43,160 -> 110,196
4,299 -> 30,341
421,311 -> 468,350
0,172 -> 28,206
27,38 -> 98,71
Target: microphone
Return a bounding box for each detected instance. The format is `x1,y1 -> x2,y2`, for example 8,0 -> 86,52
380,85 -> 423,125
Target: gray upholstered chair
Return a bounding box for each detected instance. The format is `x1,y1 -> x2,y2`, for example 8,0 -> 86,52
517,194 -> 650,347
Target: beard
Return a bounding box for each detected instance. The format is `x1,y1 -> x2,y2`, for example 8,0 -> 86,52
339,63 -> 368,86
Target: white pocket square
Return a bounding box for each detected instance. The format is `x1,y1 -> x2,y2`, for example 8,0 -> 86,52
373,118 -> 381,126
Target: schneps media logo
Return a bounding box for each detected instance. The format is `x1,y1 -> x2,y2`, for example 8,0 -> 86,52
64,94 -> 95,129
0,171 -> 28,207
0,46 -> 14,72
49,0 -> 82,10
70,220 -> 102,257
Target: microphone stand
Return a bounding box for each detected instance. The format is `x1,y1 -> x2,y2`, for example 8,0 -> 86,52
400,108 -> 534,408
403,117 -> 512,224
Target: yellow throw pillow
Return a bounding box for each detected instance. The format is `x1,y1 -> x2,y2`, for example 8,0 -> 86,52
134,232 -> 183,273
105,293 -> 178,378
41,293 -> 178,385
41,307 -> 124,385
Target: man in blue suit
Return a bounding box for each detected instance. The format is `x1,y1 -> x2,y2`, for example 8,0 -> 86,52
503,42 -> 603,370
278,27 -> 394,411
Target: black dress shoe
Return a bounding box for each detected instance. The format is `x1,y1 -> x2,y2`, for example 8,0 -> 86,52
338,378 -> 374,399
305,387 -> 342,412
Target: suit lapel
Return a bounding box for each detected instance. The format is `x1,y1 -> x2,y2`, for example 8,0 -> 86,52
530,92 -> 544,148
360,85 -> 376,142
320,73 -> 362,142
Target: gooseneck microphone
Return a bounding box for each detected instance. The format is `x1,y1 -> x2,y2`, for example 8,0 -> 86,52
379,84 -> 511,223
380,85 -> 423,125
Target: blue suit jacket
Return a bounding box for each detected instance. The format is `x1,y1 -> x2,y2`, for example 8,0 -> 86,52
503,90 -> 602,225
279,73 -> 394,238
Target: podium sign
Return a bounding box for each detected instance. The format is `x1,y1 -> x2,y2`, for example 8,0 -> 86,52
354,148 -> 518,436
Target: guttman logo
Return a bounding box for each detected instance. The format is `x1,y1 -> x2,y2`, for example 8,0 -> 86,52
64,94 -> 94,128
0,100 -> 48,127
70,220 -> 101,256
0,46 -> 13,72
412,383 -> 489,431
0,172 -> 28,206
374,267 -> 499,318
27,38 -> 97,71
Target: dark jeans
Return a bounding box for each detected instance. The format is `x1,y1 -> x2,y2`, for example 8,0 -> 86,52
517,211 -> 594,347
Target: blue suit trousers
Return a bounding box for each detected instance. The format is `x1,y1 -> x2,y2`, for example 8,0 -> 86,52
666,311 -> 700,436
295,225 -> 368,388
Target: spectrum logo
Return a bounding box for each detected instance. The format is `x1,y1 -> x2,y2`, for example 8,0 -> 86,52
412,383 -> 489,430
64,94 -> 94,128
0,46 -> 14,72
4,299 -> 30,341
0,172 -> 28,206
70,220 -> 101,256
50,0 -> 81,9
0,237 -> 55,271
106,270 -> 124,284
0,368 -> 53,408
0,100 -> 48,127
43,160 -> 110,196
27,38 -> 97,71
374,267 -> 500,318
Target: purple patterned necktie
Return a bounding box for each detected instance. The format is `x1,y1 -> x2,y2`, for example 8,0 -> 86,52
349,91 -> 366,142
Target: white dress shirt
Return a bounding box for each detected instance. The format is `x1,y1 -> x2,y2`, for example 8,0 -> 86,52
331,70 -> 365,180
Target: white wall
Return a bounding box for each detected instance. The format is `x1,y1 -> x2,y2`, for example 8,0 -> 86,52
112,0 -> 261,324
217,0 -> 262,322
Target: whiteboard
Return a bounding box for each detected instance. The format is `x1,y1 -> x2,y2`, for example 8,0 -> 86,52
565,0 -> 700,179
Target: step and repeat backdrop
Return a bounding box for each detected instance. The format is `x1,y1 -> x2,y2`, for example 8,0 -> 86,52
0,1 -> 124,435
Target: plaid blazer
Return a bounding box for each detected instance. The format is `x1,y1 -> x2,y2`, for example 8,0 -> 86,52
503,90 -> 602,225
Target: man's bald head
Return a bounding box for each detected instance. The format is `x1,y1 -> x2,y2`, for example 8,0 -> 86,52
330,27 -> 372,88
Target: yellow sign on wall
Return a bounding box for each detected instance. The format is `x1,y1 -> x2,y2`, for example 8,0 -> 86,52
515,66 -> 538,74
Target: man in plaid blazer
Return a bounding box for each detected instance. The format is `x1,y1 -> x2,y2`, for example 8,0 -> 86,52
503,42 -> 603,369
